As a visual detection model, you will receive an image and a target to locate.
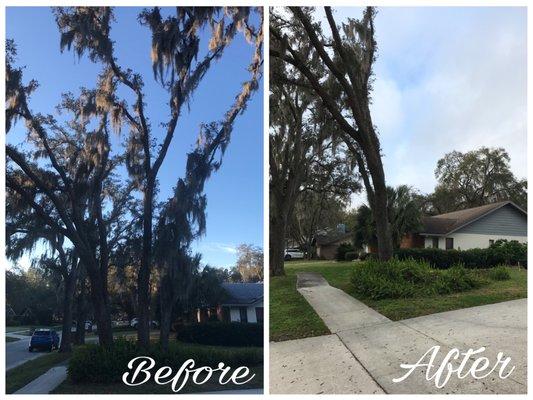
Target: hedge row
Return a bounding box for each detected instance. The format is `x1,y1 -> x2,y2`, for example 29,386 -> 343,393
350,258 -> 485,300
68,338 -> 263,384
176,322 -> 263,347
395,240 -> 527,269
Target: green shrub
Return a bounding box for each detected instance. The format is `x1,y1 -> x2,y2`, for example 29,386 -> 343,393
336,243 -> 355,261
176,322 -> 263,347
395,241 -> 527,269
359,252 -> 376,261
68,338 -> 263,384
488,266 -> 512,281
344,251 -> 358,261
350,258 -> 484,300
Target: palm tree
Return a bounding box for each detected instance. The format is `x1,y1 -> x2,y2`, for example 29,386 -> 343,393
353,185 -> 423,251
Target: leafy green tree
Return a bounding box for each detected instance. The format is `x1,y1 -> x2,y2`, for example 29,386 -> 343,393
269,76 -> 316,276
352,185 -> 422,250
428,147 -> 527,213
7,39 -> 131,347
271,7 -> 395,261
54,6 -> 262,348
287,150 -> 360,258
6,266 -> 59,326
152,12 -> 263,348
234,244 -> 263,282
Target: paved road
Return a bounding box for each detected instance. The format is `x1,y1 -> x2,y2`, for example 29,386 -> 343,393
6,331 -> 50,371
271,272 -> 527,394
6,331 -> 99,371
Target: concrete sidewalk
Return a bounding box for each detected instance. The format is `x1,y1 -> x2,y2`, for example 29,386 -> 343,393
297,274 -> 390,333
270,334 -> 384,394
270,272 -> 527,394
14,365 -> 67,394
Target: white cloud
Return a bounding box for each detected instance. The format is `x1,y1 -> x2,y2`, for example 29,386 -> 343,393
332,7 -> 526,207
197,242 -> 238,255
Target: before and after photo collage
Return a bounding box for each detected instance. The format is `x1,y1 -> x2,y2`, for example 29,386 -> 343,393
2,2 -> 529,397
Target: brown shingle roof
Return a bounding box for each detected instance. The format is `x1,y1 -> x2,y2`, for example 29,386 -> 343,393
315,231 -> 352,246
421,201 -> 526,235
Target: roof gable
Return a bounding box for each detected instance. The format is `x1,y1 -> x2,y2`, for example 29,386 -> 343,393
421,201 -> 527,236
315,231 -> 352,246
221,283 -> 263,305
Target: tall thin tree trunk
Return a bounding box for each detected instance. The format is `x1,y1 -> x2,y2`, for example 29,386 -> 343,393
159,303 -> 172,352
366,149 -> 394,261
138,185 -> 154,348
59,271 -> 77,352
74,275 -> 87,345
270,211 -> 287,276
86,264 -> 113,347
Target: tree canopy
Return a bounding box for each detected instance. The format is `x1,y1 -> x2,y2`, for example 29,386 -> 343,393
426,147 -> 527,214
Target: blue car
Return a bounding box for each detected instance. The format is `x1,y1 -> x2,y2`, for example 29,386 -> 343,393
29,329 -> 60,352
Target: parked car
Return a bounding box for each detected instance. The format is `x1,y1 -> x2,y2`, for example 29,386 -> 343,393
130,318 -> 159,329
112,319 -> 130,328
71,320 -> 94,332
29,329 -> 60,352
285,248 -> 305,261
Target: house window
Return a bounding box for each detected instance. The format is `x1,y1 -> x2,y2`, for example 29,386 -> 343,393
255,307 -> 264,323
489,239 -> 494,247
432,237 -> 439,249
445,238 -> 454,250
239,307 -> 248,323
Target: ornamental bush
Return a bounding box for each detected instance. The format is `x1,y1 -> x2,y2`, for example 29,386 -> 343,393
336,243 -> 355,261
175,322 -> 263,347
395,240 -> 527,269
68,338 -> 262,384
350,258 -> 485,300
488,265 -> 512,281
344,251 -> 358,261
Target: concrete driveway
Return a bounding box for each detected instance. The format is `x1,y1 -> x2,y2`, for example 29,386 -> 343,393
270,273 -> 527,394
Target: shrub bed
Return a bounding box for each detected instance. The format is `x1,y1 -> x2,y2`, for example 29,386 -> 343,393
395,240 -> 527,269
176,322 -> 263,347
487,266 -> 512,281
336,243 -> 355,261
344,251 -> 358,261
68,338 -> 263,384
350,258 -> 485,300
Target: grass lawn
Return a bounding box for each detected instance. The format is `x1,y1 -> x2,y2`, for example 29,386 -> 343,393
6,336 -> 21,343
6,351 -> 71,394
358,267 -> 527,320
52,367 -> 263,394
270,269 -> 329,342
271,260 -> 527,341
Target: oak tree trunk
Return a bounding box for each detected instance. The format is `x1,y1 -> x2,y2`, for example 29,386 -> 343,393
138,185 -> 154,349
365,147 -> 394,261
86,263 -> 113,347
270,211 -> 287,276
159,305 -> 173,352
59,272 -> 77,352
74,276 -> 87,345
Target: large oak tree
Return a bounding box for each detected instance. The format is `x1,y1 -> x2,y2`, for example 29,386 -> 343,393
270,7 -> 394,262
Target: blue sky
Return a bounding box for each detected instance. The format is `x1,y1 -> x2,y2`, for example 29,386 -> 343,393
322,7 -> 527,206
6,7 -> 263,268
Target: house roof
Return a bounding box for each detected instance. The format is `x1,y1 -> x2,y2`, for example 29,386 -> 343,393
221,283 -> 263,305
420,201 -> 526,236
315,231 -> 352,246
